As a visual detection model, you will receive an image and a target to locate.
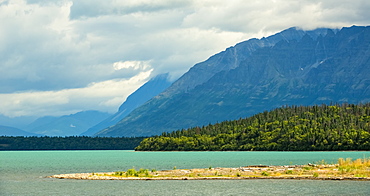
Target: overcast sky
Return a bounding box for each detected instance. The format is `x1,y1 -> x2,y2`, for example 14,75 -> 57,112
0,0 -> 369,118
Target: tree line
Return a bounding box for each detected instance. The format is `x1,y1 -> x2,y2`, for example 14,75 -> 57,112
0,136 -> 146,150
135,103 -> 370,151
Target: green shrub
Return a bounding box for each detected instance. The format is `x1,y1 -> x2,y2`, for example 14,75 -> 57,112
138,168 -> 148,174
285,170 -> 293,174
261,171 -> 269,176
126,168 -> 137,177
303,166 -> 312,171
114,171 -> 124,176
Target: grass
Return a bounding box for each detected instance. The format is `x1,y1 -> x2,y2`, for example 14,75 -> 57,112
285,170 -> 293,174
112,168 -> 151,177
337,158 -> 370,177
106,158 -> 370,179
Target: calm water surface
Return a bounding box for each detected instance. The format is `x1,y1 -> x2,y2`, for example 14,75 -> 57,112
1,150 -> 370,195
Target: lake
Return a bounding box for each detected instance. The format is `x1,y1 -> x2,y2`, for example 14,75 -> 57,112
1,150 -> 370,195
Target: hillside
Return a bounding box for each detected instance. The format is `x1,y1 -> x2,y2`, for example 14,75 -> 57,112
81,73 -> 172,136
0,115 -> 37,130
0,125 -> 42,136
96,25 -> 370,137
135,103 -> 370,151
25,110 -> 111,136
0,136 -> 145,150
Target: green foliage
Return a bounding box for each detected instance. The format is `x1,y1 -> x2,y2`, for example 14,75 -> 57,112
126,168 -> 137,177
338,158 -> 370,172
303,166 -> 313,171
354,174 -> 367,177
138,168 -> 150,177
135,103 -> 370,151
261,171 -> 269,176
0,136 -> 146,150
313,172 -> 319,177
285,170 -> 294,174
114,171 -> 124,176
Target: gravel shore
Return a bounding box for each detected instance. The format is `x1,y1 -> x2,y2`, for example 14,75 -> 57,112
49,164 -> 370,181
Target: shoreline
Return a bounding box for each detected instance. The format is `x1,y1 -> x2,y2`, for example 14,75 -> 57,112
49,163 -> 370,181
49,173 -> 370,181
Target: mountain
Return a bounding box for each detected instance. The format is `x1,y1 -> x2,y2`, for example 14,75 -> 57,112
0,115 -> 37,130
163,27 -> 331,96
0,125 -> 42,136
96,25 -> 370,137
25,110 -> 111,136
80,73 -> 172,136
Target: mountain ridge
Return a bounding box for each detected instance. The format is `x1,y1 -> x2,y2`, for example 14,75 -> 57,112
81,73 -> 172,136
163,27 -> 332,96
96,25 -> 370,137
25,110 -> 111,136
0,125 -> 43,136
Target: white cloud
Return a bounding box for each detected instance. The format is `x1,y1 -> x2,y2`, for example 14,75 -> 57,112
0,0 -> 369,117
113,61 -> 151,71
0,70 -> 152,117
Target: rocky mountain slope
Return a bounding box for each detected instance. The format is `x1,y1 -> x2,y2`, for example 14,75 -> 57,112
96,25 -> 370,137
80,73 -> 172,136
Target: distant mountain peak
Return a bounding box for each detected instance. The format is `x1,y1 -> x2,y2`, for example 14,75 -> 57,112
0,125 -> 43,136
24,110 -> 111,136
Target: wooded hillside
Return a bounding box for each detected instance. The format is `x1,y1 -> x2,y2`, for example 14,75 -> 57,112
0,136 -> 145,150
135,103 -> 370,151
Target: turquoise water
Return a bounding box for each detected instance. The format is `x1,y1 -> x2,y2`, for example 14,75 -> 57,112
1,151 -> 370,195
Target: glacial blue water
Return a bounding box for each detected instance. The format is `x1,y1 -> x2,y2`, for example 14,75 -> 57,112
1,150 -> 370,195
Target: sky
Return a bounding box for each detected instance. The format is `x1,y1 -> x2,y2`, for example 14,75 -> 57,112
0,0 -> 369,119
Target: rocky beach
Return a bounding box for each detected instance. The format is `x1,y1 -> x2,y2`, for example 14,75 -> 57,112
49,159 -> 370,181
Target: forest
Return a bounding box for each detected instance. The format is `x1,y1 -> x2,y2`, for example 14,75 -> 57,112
0,136 -> 146,150
135,103 -> 370,151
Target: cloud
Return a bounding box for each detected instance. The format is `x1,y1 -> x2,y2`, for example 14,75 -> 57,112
182,0 -> 370,33
0,0 -> 369,117
68,0 -> 193,20
113,61 -> 151,71
0,70 -> 152,117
